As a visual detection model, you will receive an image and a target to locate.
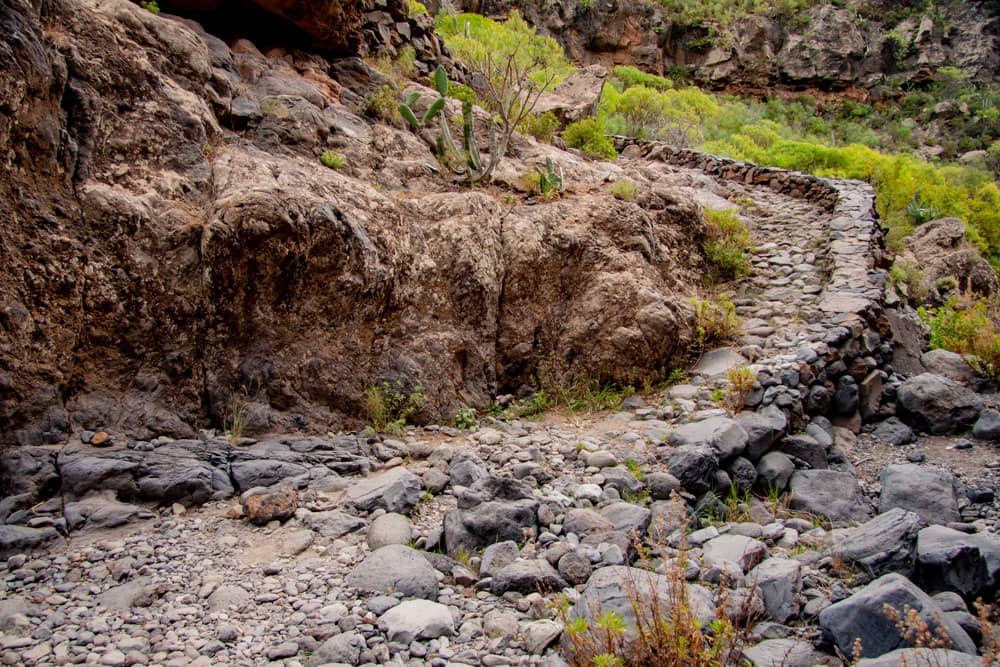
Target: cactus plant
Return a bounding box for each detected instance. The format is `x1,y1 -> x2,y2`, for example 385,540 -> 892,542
398,65 -> 449,129
535,157 -> 564,197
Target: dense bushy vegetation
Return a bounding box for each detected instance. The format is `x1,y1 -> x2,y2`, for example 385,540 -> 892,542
431,11 -> 1000,268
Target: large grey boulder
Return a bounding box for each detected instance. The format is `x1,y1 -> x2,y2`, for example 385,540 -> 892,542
343,467 -> 421,513
972,408 -> 1000,441
755,451 -> 794,492
914,525 -> 1000,601
831,508 -> 922,577
702,534 -> 767,573
818,573 -> 976,659
480,541 -> 520,578
666,445 -> 719,495
896,373 -> 983,434
296,509 -> 366,538
0,525 -> 59,559
63,492 -> 156,531
872,418 -> 915,446
747,558 -> 801,623
736,405 -> 787,461
448,452 -> 488,487
442,499 -> 538,558
366,513 -> 412,550
305,631 -> 365,667
567,566 -> 714,644
788,470 -> 871,524
491,559 -> 567,595
855,648 -> 982,667
921,349 -> 977,383
345,545 -> 438,600
668,417 -> 748,461
378,600 -> 455,643
563,509 -> 614,537
58,440 -> 233,506
879,464 -> 960,526
599,502 -> 651,537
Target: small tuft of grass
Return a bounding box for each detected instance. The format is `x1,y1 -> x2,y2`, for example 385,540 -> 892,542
725,365 -> 755,412
610,179 -> 640,201
320,150 -> 345,170
703,208 -> 751,280
364,381 -> 425,436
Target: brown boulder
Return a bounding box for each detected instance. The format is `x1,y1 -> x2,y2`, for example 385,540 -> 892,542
904,218 -> 998,297
241,486 -> 299,525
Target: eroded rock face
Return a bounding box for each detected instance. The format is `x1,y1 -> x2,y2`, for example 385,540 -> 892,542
0,0 -> 703,447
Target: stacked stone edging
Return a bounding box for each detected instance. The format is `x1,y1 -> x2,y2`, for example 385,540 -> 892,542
617,137 -> 892,429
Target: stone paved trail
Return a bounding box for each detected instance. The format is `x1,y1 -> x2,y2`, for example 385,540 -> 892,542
2,148 -> 998,667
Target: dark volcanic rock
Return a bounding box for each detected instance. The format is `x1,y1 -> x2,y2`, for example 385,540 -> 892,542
896,373 -> 983,435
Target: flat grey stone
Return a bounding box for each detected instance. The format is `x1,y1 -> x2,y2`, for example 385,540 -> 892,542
832,508 -> 922,577
788,470 -> 871,525
346,544 -> 438,600
879,464 -> 960,526
378,599 -> 455,643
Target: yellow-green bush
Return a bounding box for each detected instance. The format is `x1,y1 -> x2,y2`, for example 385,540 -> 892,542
610,179 -> 639,200
407,0 -> 427,16
703,208 -> 751,279
920,294 -> 1000,380
612,65 -> 672,91
563,119 -> 618,160
435,10 -> 573,89
519,111 -> 560,143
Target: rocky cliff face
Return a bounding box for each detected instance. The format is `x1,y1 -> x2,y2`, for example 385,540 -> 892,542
0,0 -> 704,446
458,0 -> 1000,92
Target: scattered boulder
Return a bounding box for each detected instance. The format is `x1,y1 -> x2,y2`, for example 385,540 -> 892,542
567,566 -> 714,644
599,502 -> 652,537
788,470 -> 871,524
564,508 -> 614,537
668,417 -> 748,461
521,619 -> 563,655
832,508 -> 922,577
491,559 -> 567,595
736,406 -> 787,461
442,499 -> 538,558
343,467 -> 421,514
64,492 -> 156,531
666,445 -> 719,495
872,418 -> 915,446
914,525 -> 1000,601
296,509 -> 366,538
240,486 -> 299,525
345,545 -> 439,600
448,453 -> 489,487
642,472 -> 682,499
747,558 -> 802,623
367,513 -> 412,550
818,573 -> 976,659
779,433 -> 828,470
879,464 -> 960,526
895,373 -> 983,435
378,599 -> 455,643
972,409 -> 1000,441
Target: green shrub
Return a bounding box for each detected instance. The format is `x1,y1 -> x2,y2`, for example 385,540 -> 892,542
887,258 -> 929,303
703,208 -> 751,279
519,110 -> 560,143
563,118 -> 617,160
320,150 -> 345,170
364,382 -> 426,436
920,294 -> 1000,380
610,179 -> 639,200
691,295 -> 741,350
454,407 -> 478,430
140,0 -> 160,13
363,83 -> 403,125
611,65 -> 672,91
407,0 -> 428,16
447,82 -> 479,106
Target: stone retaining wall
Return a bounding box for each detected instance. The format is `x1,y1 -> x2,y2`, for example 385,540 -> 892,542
616,137 -> 893,430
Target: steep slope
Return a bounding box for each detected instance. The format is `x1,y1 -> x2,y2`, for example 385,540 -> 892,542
0,0 -> 705,446
456,0 -> 1000,93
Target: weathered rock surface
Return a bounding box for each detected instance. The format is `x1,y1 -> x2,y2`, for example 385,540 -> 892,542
819,573 -> 976,658
788,470 -> 871,524
831,508 -> 922,577
914,525 -> 1000,601
896,374 -> 984,435
879,464 -> 960,526
345,544 -> 439,599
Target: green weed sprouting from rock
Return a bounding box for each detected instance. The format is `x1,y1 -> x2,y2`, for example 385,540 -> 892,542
535,157 -> 565,199
407,0 -> 428,16
320,150 -> 345,170
364,382 -> 426,436
518,110 -> 560,143
690,295 -> 742,352
454,407 -> 478,430
610,179 -> 639,201
140,0 -> 160,13
725,365 -> 755,412
703,208 -> 751,280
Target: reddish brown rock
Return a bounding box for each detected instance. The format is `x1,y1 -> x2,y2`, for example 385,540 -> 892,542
242,487 -> 299,525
